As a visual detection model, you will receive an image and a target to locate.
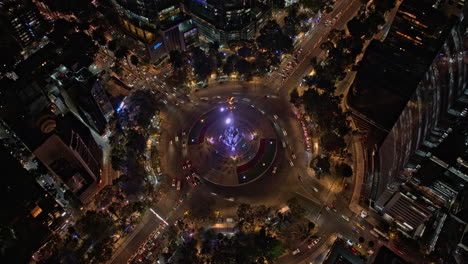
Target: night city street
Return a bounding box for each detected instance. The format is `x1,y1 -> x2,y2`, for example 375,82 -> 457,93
1,1 -> 468,264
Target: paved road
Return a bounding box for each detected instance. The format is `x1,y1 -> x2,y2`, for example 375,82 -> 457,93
107,0 -> 379,263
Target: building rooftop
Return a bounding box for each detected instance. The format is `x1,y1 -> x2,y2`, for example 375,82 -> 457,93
367,246 -> 409,264
323,239 -> 364,264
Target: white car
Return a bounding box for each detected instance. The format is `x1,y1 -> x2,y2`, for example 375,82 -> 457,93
272,166 -> 278,174
273,114 -> 278,120
288,159 -> 294,167
292,249 -> 300,255
282,129 -> 287,136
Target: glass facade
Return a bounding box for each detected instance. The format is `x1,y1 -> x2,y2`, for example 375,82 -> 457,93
371,12 -> 468,201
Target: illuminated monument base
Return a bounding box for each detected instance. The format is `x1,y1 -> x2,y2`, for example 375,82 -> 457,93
187,101 -> 277,186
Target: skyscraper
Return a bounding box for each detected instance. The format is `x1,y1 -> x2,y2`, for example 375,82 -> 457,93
347,0 -> 467,202
183,0 -> 270,44
0,0 -> 50,54
111,0 -> 198,61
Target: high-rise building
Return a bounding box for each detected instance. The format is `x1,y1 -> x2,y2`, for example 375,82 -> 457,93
183,0 -> 270,44
347,0 -> 467,202
111,0 -> 198,61
33,114 -> 103,203
0,0 -> 50,55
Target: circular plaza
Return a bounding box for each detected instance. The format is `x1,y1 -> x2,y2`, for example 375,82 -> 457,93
186,98 -> 278,186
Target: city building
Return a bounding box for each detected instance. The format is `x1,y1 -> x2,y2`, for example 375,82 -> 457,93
0,0 -> 50,57
347,0 -> 467,203
183,0 -> 270,44
0,54 -> 108,204
0,145 -> 65,263
367,246 -> 409,264
33,113 -> 103,204
374,191 -> 434,238
323,238 -> 364,264
111,0 -> 198,62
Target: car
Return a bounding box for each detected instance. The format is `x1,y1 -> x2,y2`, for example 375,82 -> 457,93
193,174 -> 201,184
282,129 -> 288,136
308,237 -> 321,248
175,136 -> 179,142
272,166 -> 278,174
186,160 -> 192,167
292,249 -> 301,255
288,159 -> 294,167
225,197 -> 235,201
341,215 -> 350,222
172,178 -> 176,187
273,114 -> 278,120
169,140 -> 173,145
185,175 -> 191,180
352,227 -> 359,233
291,153 -> 296,159
189,177 -> 196,186
356,223 -> 366,230
176,180 -> 181,191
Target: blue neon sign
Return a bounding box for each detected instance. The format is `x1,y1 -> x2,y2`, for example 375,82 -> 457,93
152,42 -> 163,50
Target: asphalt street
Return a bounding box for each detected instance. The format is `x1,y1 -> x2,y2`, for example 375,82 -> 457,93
107,0 -> 385,263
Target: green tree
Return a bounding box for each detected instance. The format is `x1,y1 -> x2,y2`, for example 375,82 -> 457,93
115,46 -> 129,61
335,163 -> 353,178
300,0 -> 326,13
88,238 -> 113,263
321,131 -> 346,153
75,210 -> 116,241
237,203 -> 254,222
290,88 -> 301,106
287,198 -> 305,218
130,55 -> 139,66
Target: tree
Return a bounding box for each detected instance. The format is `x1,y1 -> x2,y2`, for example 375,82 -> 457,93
92,27 -> 108,46
272,0 -> 286,10
237,203 -> 254,222
234,59 -> 252,76
321,131 -> 346,153
374,0 -> 396,13
88,239 -> 113,262
290,88 -> 301,106
190,47 -> 212,81
130,55 -> 139,66
169,50 -> 184,68
300,0 -> 325,13
49,19 -> 75,44
108,39 -> 119,52
114,46 -> 129,61
287,198 -> 305,218
335,163 -> 353,178
359,236 -> 365,243
75,210 -> 116,241
257,20 -> 293,55
368,240 -> 375,247
313,155 -> 330,173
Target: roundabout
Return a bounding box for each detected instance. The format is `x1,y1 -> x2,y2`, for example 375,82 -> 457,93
186,98 -> 278,186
